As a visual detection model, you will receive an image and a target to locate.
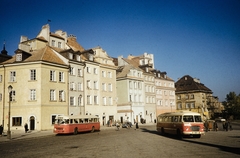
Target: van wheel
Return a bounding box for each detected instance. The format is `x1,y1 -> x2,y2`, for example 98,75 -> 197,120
91,127 -> 95,133
161,127 -> 165,135
74,128 -> 78,135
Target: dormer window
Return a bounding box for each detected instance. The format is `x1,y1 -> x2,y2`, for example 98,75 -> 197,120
69,53 -> 73,59
52,40 -> 55,47
58,42 -> 61,48
16,53 -> 22,61
76,55 -> 81,61
89,54 -> 93,61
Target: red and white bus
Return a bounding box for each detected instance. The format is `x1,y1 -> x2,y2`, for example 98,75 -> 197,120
156,111 -> 205,138
53,115 -> 100,134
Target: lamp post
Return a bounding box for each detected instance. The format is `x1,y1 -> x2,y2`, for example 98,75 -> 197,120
7,85 -> 12,139
79,94 -> 82,115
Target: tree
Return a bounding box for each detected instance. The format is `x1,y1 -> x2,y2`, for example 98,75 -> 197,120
223,92 -> 240,120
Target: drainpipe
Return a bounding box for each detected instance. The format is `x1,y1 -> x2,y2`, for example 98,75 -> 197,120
2,65 -> 6,131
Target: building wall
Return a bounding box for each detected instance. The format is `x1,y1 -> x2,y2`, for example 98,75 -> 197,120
0,62 -> 69,131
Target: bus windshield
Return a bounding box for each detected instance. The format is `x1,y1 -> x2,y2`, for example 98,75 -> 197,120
183,115 -> 194,122
194,116 -> 202,122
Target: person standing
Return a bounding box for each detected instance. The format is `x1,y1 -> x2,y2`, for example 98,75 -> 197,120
225,121 -> 229,131
135,122 -> 139,130
24,123 -> 28,133
0,125 -> 3,136
213,121 -> 218,131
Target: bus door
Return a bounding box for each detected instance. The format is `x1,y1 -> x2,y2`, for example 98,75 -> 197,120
172,116 -> 179,131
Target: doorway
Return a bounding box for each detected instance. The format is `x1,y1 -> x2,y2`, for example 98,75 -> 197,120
30,116 -> 35,130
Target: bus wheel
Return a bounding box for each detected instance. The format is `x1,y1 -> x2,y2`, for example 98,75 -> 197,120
74,128 -> 78,135
161,127 -> 165,135
177,129 -> 182,139
91,126 -> 95,133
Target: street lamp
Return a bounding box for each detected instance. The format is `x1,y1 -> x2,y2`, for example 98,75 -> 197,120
7,85 -> 12,139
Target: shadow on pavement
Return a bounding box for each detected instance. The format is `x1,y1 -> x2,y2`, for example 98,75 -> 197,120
139,127 -> 240,155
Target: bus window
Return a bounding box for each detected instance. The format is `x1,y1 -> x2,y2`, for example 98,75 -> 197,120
194,116 -> 202,122
70,119 -> 73,124
183,115 -> 194,122
173,116 -> 178,122
84,118 -> 88,123
74,119 -> 78,123
65,119 -> 69,124
80,119 -> 84,123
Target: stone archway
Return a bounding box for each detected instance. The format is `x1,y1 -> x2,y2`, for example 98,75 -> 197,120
30,116 -> 35,130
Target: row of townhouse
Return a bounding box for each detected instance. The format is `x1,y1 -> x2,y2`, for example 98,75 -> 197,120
0,24 -> 175,131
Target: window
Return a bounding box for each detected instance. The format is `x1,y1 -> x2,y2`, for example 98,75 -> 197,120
50,70 -> 55,81
78,95 -> 82,106
102,83 -> 106,91
50,89 -> 55,101
191,103 -> 195,108
94,96 -> 98,104
103,97 -> 106,105
87,80 -> 91,89
12,117 -> 22,126
30,69 -> 36,80
134,82 -> 137,89
138,82 -> 142,89
185,95 -> 189,99
87,67 -> 91,73
177,103 -> 182,110
94,81 -> 98,89
190,94 -> 194,99
58,42 -> 61,48
70,97 -> 75,106
108,84 -> 112,91
70,67 -> 75,75
108,72 -> 112,78
177,95 -> 181,100
87,95 -> 91,104
10,71 -> 16,82
93,68 -> 98,74
78,69 -> 83,77
129,81 -> 132,89
10,90 -> 16,101
102,71 -> 106,77
76,55 -> 81,61
59,90 -> 65,101
0,75 -> 2,82
16,54 -> 22,61
78,82 -> 83,91
186,103 -> 190,109
30,89 -> 36,100
59,72 -> 64,82
70,82 -> 75,90
52,40 -> 55,47
69,53 -> 73,59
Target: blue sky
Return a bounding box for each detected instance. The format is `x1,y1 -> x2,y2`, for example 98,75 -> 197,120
1,0 -> 240,101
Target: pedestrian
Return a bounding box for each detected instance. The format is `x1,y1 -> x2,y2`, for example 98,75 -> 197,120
204,120 -> 209,132
225,121 -> 229,131
116,122 -> 120,131
24,123 -> 28,133
229,121 -> 233,131
213,121 -> 218,131
135,122 -> 139,130
0,125 -> 3,136
222,122 -> 225,131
